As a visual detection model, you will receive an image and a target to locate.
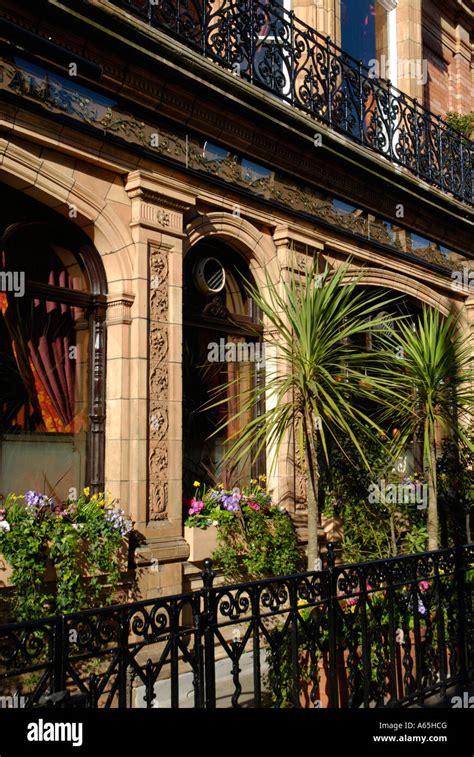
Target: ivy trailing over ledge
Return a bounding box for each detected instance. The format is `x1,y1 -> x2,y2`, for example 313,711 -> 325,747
0,490 -> 132,621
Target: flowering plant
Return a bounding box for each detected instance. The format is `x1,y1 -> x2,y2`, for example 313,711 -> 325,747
0,490 -> 132,620
184,476 -> 274,529
184,478 -> 303,582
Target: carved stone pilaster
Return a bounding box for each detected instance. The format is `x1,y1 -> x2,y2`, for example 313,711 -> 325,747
149,245 -> 170,521
125,171 -> 196,528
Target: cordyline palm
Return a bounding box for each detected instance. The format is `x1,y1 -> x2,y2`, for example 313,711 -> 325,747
380,305 -> 474,551
206,259 -> 401,570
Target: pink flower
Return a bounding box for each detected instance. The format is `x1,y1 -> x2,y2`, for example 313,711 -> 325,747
188,498 -> 204,515
345,596 -> 358,607
419,580 -> 431,593
248,501 -> 260,511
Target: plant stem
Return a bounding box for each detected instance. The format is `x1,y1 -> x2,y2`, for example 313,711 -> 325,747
427,435 -> 439,550
304,410 -> 320,570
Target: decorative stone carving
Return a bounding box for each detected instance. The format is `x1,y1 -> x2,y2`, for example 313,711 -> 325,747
150,250 -> 169,322
149,244 -> 170,521
150,481 -> 168,521
150,444 -> 169,477
106,294 -> 134,325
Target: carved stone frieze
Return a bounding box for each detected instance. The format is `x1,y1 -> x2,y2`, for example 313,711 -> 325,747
2,55 -> 468,264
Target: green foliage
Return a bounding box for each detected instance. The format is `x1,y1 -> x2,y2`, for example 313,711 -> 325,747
437,433 -> 474,543
380,306 -> 473,465
184,478 -> 272,528
0,497 -> 53,619
0,490 -> 132,621
444,111 -> 474,139
205,257 -> 403,567
321,432 -> 429,562
185,477 -> 303,581
211,506 -> 303,583
379,305 -> 474,549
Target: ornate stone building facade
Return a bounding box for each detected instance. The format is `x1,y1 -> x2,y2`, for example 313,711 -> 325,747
0,0 -> 472,597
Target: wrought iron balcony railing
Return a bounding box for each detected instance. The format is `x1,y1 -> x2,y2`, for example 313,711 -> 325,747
110,0 -> 473,205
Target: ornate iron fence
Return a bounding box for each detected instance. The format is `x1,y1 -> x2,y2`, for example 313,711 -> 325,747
0,543 -> 472,708
108,0 -> 473,205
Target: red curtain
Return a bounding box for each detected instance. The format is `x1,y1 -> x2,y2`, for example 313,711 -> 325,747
27,270 -> 78,428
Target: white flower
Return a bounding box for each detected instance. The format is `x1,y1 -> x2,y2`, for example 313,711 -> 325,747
0,521 -> 11,532
212,520 -> 219,526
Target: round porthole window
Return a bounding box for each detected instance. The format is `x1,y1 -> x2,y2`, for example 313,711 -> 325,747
193,257 -> 226,294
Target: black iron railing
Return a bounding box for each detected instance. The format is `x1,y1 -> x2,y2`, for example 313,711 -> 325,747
109,1 -> 473,205
0,543 -> 472,708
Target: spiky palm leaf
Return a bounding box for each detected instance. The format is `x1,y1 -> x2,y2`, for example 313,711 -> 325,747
205,258 -> 403,568
379,305 -> 474,549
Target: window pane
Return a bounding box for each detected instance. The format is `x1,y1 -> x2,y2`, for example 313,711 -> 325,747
341,1 -> 387,67
0,290 -> 89,501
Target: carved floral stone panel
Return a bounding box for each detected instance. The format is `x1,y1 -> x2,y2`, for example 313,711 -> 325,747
149,245 -> 170,521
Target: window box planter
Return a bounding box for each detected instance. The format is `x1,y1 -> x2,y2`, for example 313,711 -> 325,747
78,537 -> 129,577
0,555 -> 56,588
0,538 -> 128,590
184,525 -> 218,563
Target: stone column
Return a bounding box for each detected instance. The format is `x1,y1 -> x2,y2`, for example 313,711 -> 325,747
293,0 -> 340,44
105,292 -> 135,506
396,0 -> 423,100
272,225 -> 325,549
125,171 -> 196,597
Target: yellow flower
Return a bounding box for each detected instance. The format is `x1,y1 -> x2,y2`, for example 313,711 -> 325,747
83,487 -> 90,497
250,479 -> 257,485
259,475 -> 267,482
217,483 -> 224,489
193,481 -> 200,487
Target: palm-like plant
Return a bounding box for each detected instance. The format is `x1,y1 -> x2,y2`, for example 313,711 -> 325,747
380,305 -> 474,550
206,258 -> 401,570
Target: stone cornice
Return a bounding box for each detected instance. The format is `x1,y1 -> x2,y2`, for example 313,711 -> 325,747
4,1 -> 472,224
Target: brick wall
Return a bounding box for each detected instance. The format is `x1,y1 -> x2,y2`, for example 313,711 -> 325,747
422,0 -> 472,117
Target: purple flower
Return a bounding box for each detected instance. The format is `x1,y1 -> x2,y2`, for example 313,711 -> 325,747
24,491 -> 50,508
222,496 -> 240,512
417,599 -> 427,616
105,508 -> 132,536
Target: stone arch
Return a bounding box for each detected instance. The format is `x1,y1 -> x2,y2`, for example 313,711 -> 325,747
0,139 -> 134,288
341,265 -> 471,333
185,211 -> 279,287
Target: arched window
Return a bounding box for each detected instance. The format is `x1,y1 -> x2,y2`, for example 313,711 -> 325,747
0,187 -> 107,501
183,240 -> 264,494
